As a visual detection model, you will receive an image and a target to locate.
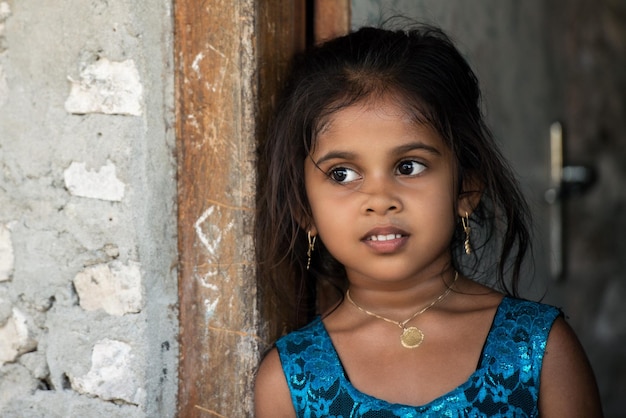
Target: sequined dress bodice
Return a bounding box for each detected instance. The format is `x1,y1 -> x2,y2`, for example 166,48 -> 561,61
275,297 -> 560,417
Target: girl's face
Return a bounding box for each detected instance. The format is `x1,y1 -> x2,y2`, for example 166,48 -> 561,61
304,98 -> 469,289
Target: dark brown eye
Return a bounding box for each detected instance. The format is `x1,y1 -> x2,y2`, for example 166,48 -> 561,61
397,160 -> 425,176
328,167 -> 359,183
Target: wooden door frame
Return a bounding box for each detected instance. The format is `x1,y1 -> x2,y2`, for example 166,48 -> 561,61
174,1 -> 348,416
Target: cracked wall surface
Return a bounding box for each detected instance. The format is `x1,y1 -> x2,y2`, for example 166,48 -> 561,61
0,1 -> 178,416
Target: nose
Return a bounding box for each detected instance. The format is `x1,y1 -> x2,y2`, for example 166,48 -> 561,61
361,176 -> 403,215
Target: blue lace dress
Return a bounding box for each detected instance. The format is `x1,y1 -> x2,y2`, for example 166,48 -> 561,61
275,297 -> 561,417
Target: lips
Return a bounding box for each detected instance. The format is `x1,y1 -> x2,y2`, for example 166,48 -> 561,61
366,233 -> 404,242
361,226 -> 409,253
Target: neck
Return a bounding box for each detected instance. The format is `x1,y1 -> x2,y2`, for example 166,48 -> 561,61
345,270 -> 458,319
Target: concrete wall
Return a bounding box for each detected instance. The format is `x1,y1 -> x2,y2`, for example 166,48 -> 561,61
0,1 -> 178,417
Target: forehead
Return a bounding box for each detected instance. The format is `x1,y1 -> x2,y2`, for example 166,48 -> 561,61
319,95 -> 411,132
313,97 -> 446,153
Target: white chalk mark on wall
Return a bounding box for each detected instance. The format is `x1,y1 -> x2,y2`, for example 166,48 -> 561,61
194,205 -> 234,258
191,52 -> 204,77
70,339 -> 146,406
205,44 -> 228,94
73,261 -> 143,316
194,205 -> 237,319
204,298 -> 219,319
197,271 -> 219,290
0,223 -> 14,282
64,58 -> 144,116
197,272 -> 221,319
63,160 -> 125,201
194,206 -> 217,255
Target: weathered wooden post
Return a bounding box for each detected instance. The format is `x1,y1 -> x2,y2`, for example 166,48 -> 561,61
174,1 -> 304,416
175,1 -> 348,415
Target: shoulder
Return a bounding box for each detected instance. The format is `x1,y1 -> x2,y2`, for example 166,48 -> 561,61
539,316 -> 603,417
255,319 -> 325,418
275,316 -> 326,354
480,297 -> 560,378
499,296 -> 560,318
254,348 -> 295,418
487,297 -> 561,341
495,297 -> 562,339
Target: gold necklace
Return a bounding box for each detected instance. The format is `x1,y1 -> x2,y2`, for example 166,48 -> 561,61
345,271 -> 458,349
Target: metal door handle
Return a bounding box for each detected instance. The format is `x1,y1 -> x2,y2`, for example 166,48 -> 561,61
545,122 -> 564,280
544,122 -> 596,280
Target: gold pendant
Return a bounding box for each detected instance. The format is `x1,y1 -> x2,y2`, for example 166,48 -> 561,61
400,326 -> 424,349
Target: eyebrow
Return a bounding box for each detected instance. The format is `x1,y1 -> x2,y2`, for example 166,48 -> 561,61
314,151 -> 357,166
313,141 -> 442,166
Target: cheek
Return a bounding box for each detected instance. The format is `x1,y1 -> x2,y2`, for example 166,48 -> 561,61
306,191 -> 334,228
413,188 -> 457,230
306,192 -> 355,243
303,159 -> 319,219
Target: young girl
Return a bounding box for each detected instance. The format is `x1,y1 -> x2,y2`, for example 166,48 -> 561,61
254,25 -> 602,417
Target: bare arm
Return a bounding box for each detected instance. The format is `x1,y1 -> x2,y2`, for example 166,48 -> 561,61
539,316 -> 603,417
254,348 -> 296,418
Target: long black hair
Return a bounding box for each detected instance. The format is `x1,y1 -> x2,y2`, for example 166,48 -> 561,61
256,25 -> 531,335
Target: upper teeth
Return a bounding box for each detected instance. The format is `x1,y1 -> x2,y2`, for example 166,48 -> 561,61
369,234 -> 402,241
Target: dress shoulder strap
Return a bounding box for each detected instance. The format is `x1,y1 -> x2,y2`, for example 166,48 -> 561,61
480,297 -> 561,382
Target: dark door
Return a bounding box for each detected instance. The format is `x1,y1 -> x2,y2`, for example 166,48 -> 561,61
352,1 -> 625,415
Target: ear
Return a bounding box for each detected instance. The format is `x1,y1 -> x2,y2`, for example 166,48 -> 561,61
307,222 -> 318,237
457,174 -> 482,217
296,209 -> 318,237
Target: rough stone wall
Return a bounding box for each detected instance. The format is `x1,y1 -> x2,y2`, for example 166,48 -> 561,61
0,1 -> 178,417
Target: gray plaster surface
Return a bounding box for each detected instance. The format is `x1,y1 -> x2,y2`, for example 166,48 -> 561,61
0,0 -> 178,416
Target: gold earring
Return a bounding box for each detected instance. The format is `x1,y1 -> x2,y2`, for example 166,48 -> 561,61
462,212 -> 472,255
306,231 -> 316,270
